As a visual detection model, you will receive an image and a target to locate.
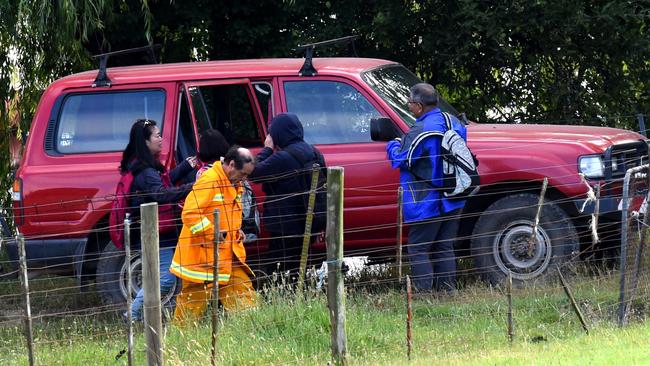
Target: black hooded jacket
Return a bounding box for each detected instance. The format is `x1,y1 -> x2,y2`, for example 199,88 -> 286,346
249,113 -> 319,235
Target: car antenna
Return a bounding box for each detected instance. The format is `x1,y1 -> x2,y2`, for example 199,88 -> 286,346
295,35 -> 360,77
91,44 -> 161,88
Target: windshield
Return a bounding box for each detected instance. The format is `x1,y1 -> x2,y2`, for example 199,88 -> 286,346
363,65 -> 459,127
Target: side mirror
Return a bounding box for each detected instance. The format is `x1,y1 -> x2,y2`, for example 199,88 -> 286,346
371,117 -> 402,142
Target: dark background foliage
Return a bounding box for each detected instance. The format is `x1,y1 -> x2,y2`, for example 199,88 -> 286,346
1,0 -> 649,209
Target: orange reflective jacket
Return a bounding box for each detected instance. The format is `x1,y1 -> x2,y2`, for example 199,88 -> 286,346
170,162 -> 253,284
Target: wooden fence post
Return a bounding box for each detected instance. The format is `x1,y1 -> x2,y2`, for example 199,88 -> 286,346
298,163 -> 320,294
528,177 -> 548,255
17,234 -> 35,366
141,202 -> 164,366
507,270 -> 514,343
557,267 -> 589,334
405,275 -> 412,361
326,167 -> 347,366
396,187 -> 404,282
124,214 -> 134,366
211,209 -> 221,366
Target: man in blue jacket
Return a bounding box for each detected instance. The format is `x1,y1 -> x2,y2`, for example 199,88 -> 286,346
386,83 -> 466,293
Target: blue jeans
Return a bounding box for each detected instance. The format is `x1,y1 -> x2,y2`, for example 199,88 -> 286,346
407,209 -> 460,292
130,247 -> 177,320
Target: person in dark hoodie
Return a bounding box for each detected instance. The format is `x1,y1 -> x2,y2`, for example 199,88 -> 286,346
249,113 -> 325,284
119,118 -> 197,320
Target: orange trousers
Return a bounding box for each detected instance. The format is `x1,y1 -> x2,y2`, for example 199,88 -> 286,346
174,264 -> 257,325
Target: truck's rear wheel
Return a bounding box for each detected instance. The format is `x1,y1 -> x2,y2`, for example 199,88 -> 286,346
96,241 -> 178,310
470,193 -> 578,285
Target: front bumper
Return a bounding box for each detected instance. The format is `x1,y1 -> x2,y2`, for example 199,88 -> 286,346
574,196 -> 621,220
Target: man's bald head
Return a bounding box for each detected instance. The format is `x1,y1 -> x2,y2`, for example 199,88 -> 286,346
223,145 -> 255,183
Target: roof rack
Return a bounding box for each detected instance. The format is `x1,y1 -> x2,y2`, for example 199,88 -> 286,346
91,45 -> 161,87
295,35 -> 360,76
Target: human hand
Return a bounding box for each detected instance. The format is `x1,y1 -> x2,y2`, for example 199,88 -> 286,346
186,156 -> 198,168
238,229 -> 245,241
264,134 -> 274,149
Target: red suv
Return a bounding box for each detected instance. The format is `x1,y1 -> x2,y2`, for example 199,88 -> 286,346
7,48 -> 647,305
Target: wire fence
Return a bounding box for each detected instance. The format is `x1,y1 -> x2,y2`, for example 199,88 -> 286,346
0,161 -> 649,365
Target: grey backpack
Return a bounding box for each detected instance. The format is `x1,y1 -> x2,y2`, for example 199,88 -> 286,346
407,112 -> 480,200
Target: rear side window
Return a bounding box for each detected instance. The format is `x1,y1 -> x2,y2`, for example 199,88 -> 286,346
284,81 -> 380,144
55,90 -> 165,154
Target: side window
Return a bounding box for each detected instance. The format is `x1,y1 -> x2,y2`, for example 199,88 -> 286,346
56,90 -> 165,153
176,92 -> 198,163
186,84 -> 262,147
284,81 -> 380,144
253,82 -> 273,126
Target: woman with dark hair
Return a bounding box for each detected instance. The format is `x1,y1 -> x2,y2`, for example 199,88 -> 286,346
120,118 -> 197,320
197,129 -> 230,169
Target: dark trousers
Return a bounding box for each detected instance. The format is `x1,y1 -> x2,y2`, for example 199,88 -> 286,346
267,233 -> 305,283
407,210 -> 460,292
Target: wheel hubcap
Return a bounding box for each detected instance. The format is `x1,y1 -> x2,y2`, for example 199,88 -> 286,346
119,254 -> 177,305
492,220 -> 552,280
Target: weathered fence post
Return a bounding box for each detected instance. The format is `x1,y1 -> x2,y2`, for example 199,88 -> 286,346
557,266 -> 589,334
405,275 -> 413,361
17,234 -> 35,366
211,209 -> 220,366
326,167 -> 347,366
396,186 -> 404,282
141,202 -> 164,366
506,270 -> 514,343
298,163 -> 320,294
529,177 -> 548,254
591,184 -> 601,247
124,214 -> 134,366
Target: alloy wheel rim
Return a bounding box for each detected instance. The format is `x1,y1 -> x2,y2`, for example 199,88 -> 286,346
492,219 -> 553,280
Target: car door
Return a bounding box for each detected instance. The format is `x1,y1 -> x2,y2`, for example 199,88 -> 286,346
181,79 -> 268,256
279,76 -> 401,253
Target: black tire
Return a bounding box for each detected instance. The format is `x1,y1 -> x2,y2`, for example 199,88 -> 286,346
96,241 -> 179,310
471,193 -> 578,285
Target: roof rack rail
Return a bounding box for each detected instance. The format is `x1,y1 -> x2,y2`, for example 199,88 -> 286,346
295,35 -> 360,76
91,44 -> 161,88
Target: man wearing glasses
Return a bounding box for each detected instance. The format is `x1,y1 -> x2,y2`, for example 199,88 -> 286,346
386,83 -> 467,294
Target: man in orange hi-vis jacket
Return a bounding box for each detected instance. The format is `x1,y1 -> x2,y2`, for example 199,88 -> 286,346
170,146 -> 257,322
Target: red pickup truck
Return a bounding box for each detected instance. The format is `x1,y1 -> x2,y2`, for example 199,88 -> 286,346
6,51 -> 647,305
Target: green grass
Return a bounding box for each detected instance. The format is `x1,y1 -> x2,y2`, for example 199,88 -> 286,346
0,272 -> 649,365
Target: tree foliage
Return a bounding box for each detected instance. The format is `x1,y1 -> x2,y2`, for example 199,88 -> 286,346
1,0 -> 649,158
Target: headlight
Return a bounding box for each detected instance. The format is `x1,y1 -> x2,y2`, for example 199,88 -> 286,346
579,155 -> 604,178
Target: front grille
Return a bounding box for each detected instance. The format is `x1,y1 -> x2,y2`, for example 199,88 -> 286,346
605,141 -> 649,179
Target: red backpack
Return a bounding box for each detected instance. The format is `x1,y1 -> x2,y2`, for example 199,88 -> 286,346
109,172 -> 135,249
109,170 -> 177,249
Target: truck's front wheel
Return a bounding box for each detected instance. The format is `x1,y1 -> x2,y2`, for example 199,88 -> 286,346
470,193 -> 578,285
96,241 -> 178,310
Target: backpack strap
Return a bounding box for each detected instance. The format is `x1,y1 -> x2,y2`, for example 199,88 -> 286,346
442,112 -> 453,131
406,130 -> 443,168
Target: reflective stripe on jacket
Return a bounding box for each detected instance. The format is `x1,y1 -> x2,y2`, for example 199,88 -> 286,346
170,162 -> 253,284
